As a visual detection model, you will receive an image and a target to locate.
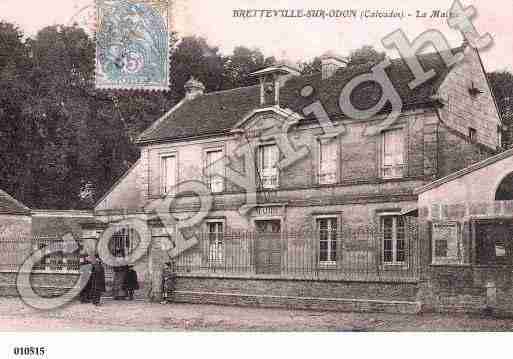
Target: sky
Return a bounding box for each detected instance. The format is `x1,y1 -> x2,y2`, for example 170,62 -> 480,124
0,0 -> 511,72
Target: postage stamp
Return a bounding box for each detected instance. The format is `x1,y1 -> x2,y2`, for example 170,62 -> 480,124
95,0 -> 171,91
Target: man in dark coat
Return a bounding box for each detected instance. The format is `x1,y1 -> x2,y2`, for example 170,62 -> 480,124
90,256 -> 106,306
123,266 -> 139,300
78,256 -> 93,303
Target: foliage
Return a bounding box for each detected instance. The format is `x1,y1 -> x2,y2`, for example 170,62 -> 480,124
346,45 -> 386,67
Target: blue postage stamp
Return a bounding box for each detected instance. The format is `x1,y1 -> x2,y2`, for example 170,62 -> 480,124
95,0 -> 171,91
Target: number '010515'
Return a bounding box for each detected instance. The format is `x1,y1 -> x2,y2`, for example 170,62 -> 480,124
13,347 -> 46,356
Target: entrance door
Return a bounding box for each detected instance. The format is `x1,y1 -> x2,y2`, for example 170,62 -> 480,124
255,220 -> 282,274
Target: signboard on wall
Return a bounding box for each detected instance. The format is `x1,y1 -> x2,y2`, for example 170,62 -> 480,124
432,221 -> 461,265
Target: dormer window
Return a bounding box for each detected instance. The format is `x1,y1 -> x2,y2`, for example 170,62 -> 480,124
468,81 -> 483,97
469,127 -> 477,143
382,128 -> 405,179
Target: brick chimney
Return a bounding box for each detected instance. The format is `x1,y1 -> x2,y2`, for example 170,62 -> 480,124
320,51 -> 348,80
184,76 -> 205,100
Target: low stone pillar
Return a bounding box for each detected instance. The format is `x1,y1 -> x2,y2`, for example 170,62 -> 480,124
486,281 -> 497,308
148,218 -> 172,302
80,221 -> 108,256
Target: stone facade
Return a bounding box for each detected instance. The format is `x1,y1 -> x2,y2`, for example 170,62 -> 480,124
90,45 -> 503,312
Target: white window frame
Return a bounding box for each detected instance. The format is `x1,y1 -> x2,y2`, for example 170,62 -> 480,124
204,147 -> 225,193
160,152 -> 177,195
257,143 -> 279,189
380,214 -> 407,265
318,138 -> 338,185
206,219 -> 224,264
316,215 -> 339,266
382,128 -> 405,179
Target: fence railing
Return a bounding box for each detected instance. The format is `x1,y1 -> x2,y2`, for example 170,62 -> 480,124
0,236 -> 80,273
174,221 -> 421,282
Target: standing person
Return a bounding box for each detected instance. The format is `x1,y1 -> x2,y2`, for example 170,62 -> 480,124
78,255 -> 93,303
113,265 -> 128,300
90,256 -> 106,306
161,261 -> 176,304
123,266 -> 139,300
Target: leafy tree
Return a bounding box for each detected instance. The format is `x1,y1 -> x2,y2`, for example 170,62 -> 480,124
299,57 -> 322,75
170,36 -> 225,99
222,46 -> 275,88
346,45 -> 386,67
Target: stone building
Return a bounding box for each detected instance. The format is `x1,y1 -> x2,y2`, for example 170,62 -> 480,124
85,43 -> 504,311
0,190 -> 93,296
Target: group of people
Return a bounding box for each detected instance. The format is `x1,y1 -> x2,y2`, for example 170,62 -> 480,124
79,255 -> 139,305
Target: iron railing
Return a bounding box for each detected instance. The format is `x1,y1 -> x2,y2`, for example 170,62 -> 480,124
174,221 -> 421,282
0,236 -> 80,273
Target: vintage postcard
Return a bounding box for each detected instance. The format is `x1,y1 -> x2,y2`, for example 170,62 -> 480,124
0,0 -> 512,357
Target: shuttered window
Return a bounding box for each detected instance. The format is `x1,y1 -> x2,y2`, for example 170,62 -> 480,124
161,155 -> 176,194
257,144 -> 279,189
319,139 -> 338,185
205,149 -> 224,193
382,129 -> 405,178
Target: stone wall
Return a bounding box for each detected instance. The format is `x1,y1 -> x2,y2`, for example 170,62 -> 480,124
437,45 -> 501,150
170,275 -> 420,314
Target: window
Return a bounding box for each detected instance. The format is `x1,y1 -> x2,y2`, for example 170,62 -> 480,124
432,222 -> 460,264
257,144 -> 279,189
33,237 -> 80,272
434,239 -> 448,258
497,126 -> 502,148
207,221 -> 224,263
382,129 -> 405,179
205,149 -> 224,193
382,216 -> 406,264
468,127 -> 477,143
317,217 -> 338,264
161,155 -> 176,194
109,226 -> 136,258
318,139 -> 338,185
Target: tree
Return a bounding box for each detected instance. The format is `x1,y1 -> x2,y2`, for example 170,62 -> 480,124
299,57 -> 322,75
346,45 -> 386,67
0,22 -> 36,207
222,46 -> 275,88
170,36 -> 225,99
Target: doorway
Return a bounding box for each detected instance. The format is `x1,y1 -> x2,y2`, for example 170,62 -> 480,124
254,219 -> 282,274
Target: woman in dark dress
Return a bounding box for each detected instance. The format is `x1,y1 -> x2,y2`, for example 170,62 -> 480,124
123,266 -> 139,300
90,257 -> 106,306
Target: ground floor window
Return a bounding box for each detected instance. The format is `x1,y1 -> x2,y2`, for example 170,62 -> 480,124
109,227 -> 136,258
33,237 -> 80,272
382,216 -> 405,264
317,217 -> 338,264
207,221 -> 224,263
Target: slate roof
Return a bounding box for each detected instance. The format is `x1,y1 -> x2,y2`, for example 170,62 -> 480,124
0,190 -> 30,215
32,215 -> 90,240
137,47 -> 462,144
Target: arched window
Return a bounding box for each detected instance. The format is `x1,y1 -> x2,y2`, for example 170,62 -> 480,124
495,172 -> 513,201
